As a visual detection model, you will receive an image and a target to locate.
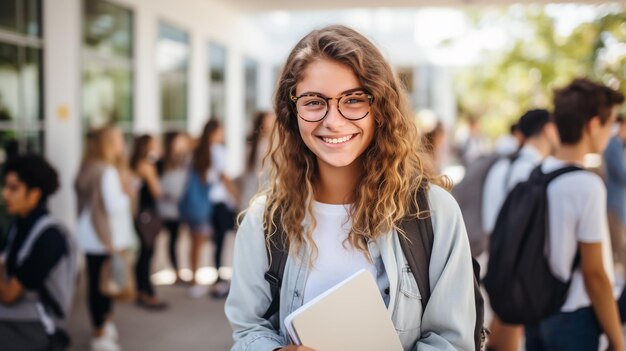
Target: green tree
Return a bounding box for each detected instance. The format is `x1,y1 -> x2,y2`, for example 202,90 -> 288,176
455,5 -> 626,137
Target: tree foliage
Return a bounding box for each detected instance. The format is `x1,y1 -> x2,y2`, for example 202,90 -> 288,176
455,5 -> 626,137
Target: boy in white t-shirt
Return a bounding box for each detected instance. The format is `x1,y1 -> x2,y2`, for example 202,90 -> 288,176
525,79 -> 624,351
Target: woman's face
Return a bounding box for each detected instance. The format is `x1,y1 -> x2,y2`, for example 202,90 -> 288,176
211,127 -> 225,145
172,134 -> 189,155
110,129 -> 125,158
295,59 -> 375,170
261,113 -> 276,137
147,137 -> 161,161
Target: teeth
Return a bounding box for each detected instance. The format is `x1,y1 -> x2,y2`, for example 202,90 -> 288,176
322,135 -> 353,144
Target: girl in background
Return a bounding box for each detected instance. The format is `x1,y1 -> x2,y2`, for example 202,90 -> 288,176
130,135 -> 167,309
238,111 -> 276,211
75,126 -> 134,351
187,120 -> 239,299
157,131 -> 191,284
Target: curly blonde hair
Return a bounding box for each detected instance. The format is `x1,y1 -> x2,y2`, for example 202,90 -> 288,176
263,25 -> 448,260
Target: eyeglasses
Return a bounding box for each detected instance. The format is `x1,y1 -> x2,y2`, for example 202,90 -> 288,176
290,90 -> 374,122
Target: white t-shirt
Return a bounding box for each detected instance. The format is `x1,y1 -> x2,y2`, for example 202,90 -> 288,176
302,201 -> 378,304
482,145 -> 543,234
207,144 -> 236,209
542,156 -> 619,312
77,166 -> 135,254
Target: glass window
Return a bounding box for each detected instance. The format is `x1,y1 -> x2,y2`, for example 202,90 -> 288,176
0,0 -> 42,38
0,2 -> 18,35
0,1 -> 43,238
209,42 -> 227,121
244,57 -> 258,121
0,44 -> 43,151
158,22 -> 189,130
83,0 -> 132,57
82,0 -> 133,132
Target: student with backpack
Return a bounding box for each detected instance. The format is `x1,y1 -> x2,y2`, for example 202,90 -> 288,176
485,79 -> 625,351
225,25 -> 479,351
482,109 -> 560,351
453,110 -> 558,258
0,155 -> 76,350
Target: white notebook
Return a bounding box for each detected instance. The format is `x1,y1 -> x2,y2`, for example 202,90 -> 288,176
284,269 -> 403,351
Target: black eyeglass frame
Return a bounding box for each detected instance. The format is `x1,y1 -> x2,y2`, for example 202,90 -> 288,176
290,90 -> 374,122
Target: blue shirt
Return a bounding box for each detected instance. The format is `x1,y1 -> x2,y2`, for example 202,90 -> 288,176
603,136 -> 626,224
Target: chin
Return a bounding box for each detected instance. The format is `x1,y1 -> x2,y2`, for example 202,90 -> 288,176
318,155 -> 359,169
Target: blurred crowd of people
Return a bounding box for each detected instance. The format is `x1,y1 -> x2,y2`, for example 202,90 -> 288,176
0,110 -> 275,351
1,70 -> 626,351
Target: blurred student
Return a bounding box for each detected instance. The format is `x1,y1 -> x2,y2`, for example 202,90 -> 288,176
495,123 -> 525,155
186,120 -> 238,298
75,126 -> 134,351
239,110 -> 276,211
207,121 -> 239,298
422,121 -> 446,173
130,135 -> 167,310
483,109 -> 559,351
157,131 -> 191,284
525,79 -> 624,351
0,155 -> 75,351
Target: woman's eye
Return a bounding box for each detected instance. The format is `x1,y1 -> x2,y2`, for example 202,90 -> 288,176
345,98 -> 367,105
304,100 -> 325,107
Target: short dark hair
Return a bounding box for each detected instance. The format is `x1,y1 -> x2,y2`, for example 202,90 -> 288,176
602,85 -> 625,106
518,109 -> 550,138
2,154 -> 60,203
553,78 -> 622,145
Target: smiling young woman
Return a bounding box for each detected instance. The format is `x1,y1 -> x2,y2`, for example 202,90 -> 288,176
225,25 -> 476,351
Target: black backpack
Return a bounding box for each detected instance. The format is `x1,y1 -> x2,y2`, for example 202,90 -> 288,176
262,188 -> 488,350
484,165 -> 582,325
452,152 -> 520,257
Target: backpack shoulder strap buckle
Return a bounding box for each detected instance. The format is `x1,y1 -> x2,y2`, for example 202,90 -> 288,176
264,271 -> 281,287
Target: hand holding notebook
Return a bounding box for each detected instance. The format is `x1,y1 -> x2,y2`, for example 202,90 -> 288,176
284,269 -> 403,351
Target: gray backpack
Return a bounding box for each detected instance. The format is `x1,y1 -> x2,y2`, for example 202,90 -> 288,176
451,153 -> 519,257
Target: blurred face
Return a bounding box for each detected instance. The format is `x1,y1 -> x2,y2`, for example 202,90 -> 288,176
172,134 -> 190,155
2,172 -> 40,217
147,137 -> 161,162
262,113 -> 276,137
211,127 -> 225,145
618,121 -> 626,139
111,129 -> 125,159
295,59 -> 375,170
589,107 -> 619,153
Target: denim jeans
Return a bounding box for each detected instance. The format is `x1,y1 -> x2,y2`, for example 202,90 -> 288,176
525,306 -> 602,351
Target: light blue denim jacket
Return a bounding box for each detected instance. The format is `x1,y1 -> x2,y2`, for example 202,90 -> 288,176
225,185 -> 476,351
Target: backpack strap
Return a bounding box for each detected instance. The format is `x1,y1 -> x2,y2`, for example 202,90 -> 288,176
262,209 -> 289,320
543,165 -> 583,184
502,151 -> 522,190
398,187 -> 433,311
543,164 -> 584,273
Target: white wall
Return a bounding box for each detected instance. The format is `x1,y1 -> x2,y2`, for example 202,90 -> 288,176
44,0 -> 82,227
109,0 -> 252,176
41,0 -> 277,228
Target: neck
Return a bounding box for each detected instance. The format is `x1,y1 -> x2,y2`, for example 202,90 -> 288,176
17,203 -> 42,219
525,137 -> 551,158
314,160 -> 362,204
554,142 -> 588,164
